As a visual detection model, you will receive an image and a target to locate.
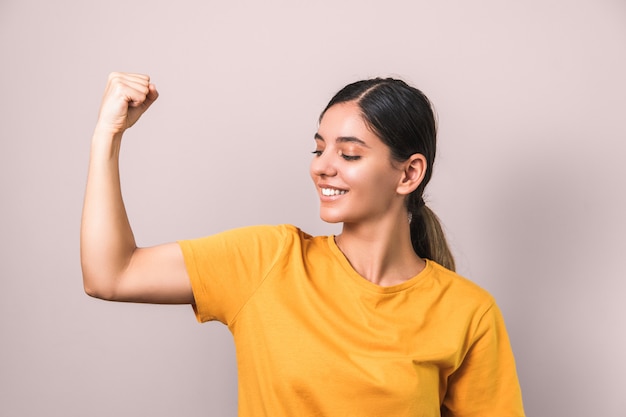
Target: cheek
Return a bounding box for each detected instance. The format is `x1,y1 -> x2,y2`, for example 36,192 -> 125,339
340,165 -> 363,186
348,163 -> 398,194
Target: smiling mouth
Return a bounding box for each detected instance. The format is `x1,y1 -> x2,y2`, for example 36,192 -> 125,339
321,188 -> 347,196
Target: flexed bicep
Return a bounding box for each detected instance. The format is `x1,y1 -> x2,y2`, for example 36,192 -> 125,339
82,72 -> 192,305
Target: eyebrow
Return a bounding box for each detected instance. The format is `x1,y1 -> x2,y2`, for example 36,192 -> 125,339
314,133 -> 370,147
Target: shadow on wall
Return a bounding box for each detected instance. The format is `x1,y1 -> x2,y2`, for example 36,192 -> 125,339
483,131 -> 625,417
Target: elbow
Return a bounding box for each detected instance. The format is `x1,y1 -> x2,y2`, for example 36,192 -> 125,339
81,269 -> 119,301
83,280 -> 115,301
83,282 -> 108,300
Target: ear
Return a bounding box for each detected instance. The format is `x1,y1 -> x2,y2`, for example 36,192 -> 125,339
396,153 -> 427,196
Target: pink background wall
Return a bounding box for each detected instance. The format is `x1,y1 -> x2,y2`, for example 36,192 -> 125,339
1,0 -> 625,415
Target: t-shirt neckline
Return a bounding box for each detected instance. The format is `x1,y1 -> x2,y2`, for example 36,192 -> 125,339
327,235 -> 432,294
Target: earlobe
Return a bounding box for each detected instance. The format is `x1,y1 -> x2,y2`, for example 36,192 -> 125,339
397,154 -> 427,195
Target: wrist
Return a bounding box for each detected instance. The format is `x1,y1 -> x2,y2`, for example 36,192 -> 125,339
90,129 -> 124,161
93,122 -> 125,140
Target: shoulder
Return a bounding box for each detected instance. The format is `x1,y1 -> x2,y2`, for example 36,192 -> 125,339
184,224 -> 300,242
180,224 -> 326,255
426,260 -> 496,310
228,223 -> 305,237
423,262 -> 509,342
233,224 -> 324,244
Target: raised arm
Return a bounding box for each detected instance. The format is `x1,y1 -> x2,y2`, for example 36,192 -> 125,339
80,72 -> 193,304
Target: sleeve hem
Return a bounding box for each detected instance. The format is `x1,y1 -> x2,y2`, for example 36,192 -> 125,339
177,239 -> 213,323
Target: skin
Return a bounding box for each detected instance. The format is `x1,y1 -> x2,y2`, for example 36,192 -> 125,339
80,73 -> 428,304
311,102 -> 427,286
81,72 -> 192,303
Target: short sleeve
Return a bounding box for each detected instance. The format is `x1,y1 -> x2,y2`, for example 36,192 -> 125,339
441,302 -> 525,417
177,225 -> 290,325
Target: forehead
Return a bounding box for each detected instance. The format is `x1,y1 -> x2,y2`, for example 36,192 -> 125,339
317,101 -> 382,146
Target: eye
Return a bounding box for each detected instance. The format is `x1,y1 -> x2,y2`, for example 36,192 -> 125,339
311,150 -> 323,157
339,151 -> 361,161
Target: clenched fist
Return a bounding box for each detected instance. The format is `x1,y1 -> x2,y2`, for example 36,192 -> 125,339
95,72 -> 159,136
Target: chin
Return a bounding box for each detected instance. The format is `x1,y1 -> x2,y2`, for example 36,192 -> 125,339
319,210 -> 345,224
320,215 -> 343,224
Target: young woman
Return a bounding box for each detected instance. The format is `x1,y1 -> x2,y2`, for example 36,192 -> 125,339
81,72 -> 525,416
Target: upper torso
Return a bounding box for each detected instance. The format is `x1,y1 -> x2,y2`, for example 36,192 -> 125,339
178,224 -> 525,417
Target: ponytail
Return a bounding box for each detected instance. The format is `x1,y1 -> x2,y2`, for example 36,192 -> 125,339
409,201 -> 456,271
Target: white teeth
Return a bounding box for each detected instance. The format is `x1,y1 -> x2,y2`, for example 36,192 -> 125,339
321,188 -> 347,196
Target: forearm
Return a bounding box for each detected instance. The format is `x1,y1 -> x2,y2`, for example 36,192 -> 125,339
80,130 -> 137,299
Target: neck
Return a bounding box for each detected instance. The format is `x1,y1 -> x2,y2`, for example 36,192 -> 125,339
336,213 -> 425,287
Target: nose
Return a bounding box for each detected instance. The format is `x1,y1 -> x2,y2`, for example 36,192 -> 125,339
310,151 -> 337,178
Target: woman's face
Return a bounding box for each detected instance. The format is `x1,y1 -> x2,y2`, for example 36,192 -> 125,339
310,101 -> 407,225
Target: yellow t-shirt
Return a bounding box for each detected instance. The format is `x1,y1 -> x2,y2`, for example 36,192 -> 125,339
178,224 -> 525,417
